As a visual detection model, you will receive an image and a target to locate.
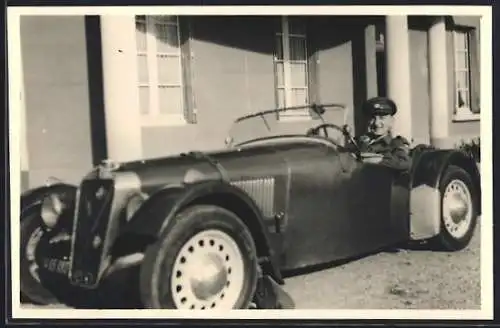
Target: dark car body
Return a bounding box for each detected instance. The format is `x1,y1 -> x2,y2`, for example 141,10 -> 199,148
20,104 -> 481,309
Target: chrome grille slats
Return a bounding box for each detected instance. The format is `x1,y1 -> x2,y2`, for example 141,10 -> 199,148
231,177 -> 275,218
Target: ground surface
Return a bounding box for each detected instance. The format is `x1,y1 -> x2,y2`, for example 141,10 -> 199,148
21,223 -> 481,310
283,223 -> 481,309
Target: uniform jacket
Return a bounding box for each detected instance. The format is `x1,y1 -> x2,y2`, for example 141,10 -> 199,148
346,133 -> 412,171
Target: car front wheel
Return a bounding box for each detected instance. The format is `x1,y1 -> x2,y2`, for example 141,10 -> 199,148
139,205 -> 258,309
434,165 -> 478,251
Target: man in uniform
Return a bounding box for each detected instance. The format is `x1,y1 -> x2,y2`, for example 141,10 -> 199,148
346,97 -> 412,171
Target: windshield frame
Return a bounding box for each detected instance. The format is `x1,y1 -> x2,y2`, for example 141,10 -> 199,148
233,103 -> 346,123
227,103 -> 349,148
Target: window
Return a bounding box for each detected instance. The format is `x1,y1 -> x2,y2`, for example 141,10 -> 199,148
274,16 -> 311,119
135,15 -> 195,126
452,27 -> 480,121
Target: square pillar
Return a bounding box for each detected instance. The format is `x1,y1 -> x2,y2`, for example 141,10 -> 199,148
364,24 -> 379,100
11,14 -> 30,190
20,72 -> 30,190
100,15 -> 143,162
385,15 -> 413,141
20,42 -> 29,174
428,17 -> 450,141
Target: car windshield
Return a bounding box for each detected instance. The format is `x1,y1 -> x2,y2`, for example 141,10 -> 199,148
226,103 -> 349,147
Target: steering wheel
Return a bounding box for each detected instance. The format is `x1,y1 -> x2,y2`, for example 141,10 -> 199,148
307,123 -> 345,139
307,123 -> 361,156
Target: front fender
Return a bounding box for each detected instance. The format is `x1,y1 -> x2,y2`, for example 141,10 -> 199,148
116,180 -> 283,283
409,149 -> 481,240
21,183 -> 78,218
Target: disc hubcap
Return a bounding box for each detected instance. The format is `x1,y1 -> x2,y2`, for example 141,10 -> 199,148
170,229 -> 245,309
442,179 -> 473,239
190,253 -> 228,300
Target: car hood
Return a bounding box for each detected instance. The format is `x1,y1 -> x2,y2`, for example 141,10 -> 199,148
111,143 -> 290,194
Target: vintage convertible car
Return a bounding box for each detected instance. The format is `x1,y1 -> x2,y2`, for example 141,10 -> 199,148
19,104 -> 481,310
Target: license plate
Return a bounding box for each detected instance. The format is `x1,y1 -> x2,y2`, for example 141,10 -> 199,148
42,258 -> 71,275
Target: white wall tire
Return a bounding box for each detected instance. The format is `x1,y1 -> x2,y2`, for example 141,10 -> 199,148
140,205 -> 258,309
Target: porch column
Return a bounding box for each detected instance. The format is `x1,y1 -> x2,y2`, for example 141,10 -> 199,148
385,15 -> 413,141
20,75 -> 30,190
364,24 -> 378,99
100,15 -> 142,162
428,17 -> 450,142
13,13 -> 30,191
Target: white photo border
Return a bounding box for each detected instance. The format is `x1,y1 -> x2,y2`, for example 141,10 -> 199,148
7,4 -> 493,321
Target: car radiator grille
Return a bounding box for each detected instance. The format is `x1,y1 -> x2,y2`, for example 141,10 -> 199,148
69,178 -> 114,288
230,177 -> 275,218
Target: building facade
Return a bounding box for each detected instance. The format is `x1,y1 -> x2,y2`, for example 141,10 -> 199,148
19,14 -> 481,190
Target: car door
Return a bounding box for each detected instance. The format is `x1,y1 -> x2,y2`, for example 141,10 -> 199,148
279,142 -> 366,271
343,152 -> 410,252
279,141 -> 408,272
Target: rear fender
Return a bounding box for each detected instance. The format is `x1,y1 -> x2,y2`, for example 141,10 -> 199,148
114,180 -> 283,283
409,150 -> 481,240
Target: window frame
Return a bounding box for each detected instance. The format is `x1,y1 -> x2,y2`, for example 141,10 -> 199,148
274,16 -> 312,121
451,26 -> 480,122
135,15 -> 196,127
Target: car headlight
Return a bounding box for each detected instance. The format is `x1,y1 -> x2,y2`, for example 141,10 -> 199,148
40,193 -> 65,229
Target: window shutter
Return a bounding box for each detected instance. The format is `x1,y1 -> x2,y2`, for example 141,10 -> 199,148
469,28 -> 480,114
179,17 -> 197,124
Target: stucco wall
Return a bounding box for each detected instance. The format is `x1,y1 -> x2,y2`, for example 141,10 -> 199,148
142,17 -> 275,158
21,16 -> 93,187
142,16 -> 363,158
314,18 -> 356,130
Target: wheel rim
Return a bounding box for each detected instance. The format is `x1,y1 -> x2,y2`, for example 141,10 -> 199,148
170,229 -> 246,310
442,179 -> 473,239
25,227 -> 44,283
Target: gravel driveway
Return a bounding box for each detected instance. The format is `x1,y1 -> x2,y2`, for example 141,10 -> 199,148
283,223 -> 481,309
20,222 -> 480,311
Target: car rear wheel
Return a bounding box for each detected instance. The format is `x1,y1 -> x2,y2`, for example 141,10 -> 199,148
434,165 -> 478,251
140,205 -> 258,309
20,207 -> 59,305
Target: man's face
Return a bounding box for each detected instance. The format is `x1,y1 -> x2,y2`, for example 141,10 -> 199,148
368,114 -> 393,136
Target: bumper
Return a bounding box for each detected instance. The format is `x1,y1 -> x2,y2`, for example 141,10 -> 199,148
35,234 -> 144,309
